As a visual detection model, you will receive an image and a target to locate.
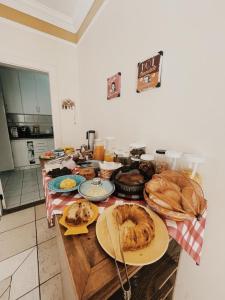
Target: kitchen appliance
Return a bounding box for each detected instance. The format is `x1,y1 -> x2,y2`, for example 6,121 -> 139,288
86,130 -> 95,151
18,126 -> 31,138
9,126 -> 19,138
32,125 -> 40,134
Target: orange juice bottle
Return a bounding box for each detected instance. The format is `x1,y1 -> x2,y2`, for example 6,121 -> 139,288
93,139 -> 105,161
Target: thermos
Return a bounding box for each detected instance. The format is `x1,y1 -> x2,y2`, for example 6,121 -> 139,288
86,130 -> 95,150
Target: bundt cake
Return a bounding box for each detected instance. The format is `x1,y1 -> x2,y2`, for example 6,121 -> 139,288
113,204 -> 155,251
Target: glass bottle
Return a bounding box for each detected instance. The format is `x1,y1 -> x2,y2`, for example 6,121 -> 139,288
154,149 -> 169,173
93,139 -> 105,161
104,137 -> 115,162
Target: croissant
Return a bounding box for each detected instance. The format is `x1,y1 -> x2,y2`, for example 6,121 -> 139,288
144,171 -> 207,221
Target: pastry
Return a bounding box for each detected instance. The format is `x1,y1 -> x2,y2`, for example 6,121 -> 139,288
113,204 -> 155,251
66,202 -> 93,225
144,170 -> 207,221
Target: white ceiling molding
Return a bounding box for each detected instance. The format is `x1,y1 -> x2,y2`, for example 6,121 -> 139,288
0,0 -> 95,32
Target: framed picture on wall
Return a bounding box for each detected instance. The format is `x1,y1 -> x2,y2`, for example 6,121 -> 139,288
137,51 -> 163,93
107,72 -> 121,100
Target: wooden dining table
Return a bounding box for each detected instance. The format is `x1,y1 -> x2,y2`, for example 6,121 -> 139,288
55,216 -> 181,300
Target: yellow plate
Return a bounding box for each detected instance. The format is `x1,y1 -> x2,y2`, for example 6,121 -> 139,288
96,204 -> 169,266
59,201 -> 99,236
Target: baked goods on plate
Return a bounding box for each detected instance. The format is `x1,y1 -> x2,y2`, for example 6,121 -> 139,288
59,200 -> 98,235
66,201 -> 94,225
96,203 -> 169,266
113,204 -> 155,251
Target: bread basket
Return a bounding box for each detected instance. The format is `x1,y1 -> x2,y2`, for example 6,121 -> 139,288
144,170 -> 207,222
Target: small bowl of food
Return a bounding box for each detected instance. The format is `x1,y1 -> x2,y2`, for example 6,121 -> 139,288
111,166 -> 151,195
48,175 -> 86,193
78,178 -> 115,202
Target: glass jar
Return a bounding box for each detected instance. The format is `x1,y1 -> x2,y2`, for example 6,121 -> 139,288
104,137 -> 115,162
180,153 -> 205,184
154,149 -> 169,173
165,150 -> 182,170
139,154 -> 155,178
129,143 -> 146,159
114,150 -> 131,165
93,139 -> 105,161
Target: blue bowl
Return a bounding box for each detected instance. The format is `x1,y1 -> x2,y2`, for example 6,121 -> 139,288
48,175 -> 86,193
78,178 -> 115,202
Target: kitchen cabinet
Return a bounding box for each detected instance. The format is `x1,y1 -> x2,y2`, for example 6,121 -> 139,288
11,138 -> 54,167
35,73 -> 52,115
33,138 -> 54,164
18,70 -> 37,114
0,68 -> 52,115
0,68 -> 23,114
11,140 -> 29,167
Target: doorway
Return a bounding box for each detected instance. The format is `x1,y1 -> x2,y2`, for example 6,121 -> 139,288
0,64 -> 54,212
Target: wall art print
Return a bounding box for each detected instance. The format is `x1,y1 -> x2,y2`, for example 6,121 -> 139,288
137,51 -> 163,93
107,72 -> 121,100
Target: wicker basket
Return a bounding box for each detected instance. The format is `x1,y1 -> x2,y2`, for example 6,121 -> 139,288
100,169 -> 114,180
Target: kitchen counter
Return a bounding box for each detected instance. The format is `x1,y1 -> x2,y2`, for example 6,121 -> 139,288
10,134 -> 53,140
55,217 -> 181,300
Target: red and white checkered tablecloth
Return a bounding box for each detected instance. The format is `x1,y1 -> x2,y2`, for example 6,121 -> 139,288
42,171 -> 207,264
165,211 -> 207,265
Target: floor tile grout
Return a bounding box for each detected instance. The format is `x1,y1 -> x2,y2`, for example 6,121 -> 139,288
19,169 -> 24,206
2,167 -> 44,210
0,224 -> 55,264
0,218 -> 35,235
0,201 -> 61,300
37,235 -> 56,247
34,206 -> 42,300
16,285 -> 39,300
0,245 -> 36,264
39,271 -> 61,287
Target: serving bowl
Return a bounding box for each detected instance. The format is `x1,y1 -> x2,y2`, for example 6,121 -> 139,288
48,175 -> 86,193
78,178 -> 115,202
111,166 -> 151,196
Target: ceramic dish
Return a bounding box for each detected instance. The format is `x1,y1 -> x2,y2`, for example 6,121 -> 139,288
111,166 -> 150,195
96,204 -> 169,266
78,178 -> 115,202
48,174 -> 86,193
59,200 -> 98,235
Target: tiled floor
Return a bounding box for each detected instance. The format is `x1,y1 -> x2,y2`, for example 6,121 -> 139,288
0,167 -> 44,209
0,204 -> 63,300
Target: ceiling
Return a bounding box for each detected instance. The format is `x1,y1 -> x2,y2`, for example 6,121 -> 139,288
0,0 -> 104,42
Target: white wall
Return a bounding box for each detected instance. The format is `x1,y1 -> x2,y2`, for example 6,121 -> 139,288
78,0 -> 225,299
0,18 -> 82,148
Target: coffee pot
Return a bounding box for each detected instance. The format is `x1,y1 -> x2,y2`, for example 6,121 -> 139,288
86,130 -> 95,150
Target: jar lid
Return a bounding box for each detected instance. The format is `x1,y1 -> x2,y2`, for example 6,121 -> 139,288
129,143 -> 146,149
114,150 -> 129,157
140,154 -> 154,161
165,150 -> 182,158
156,149 -> 166,154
